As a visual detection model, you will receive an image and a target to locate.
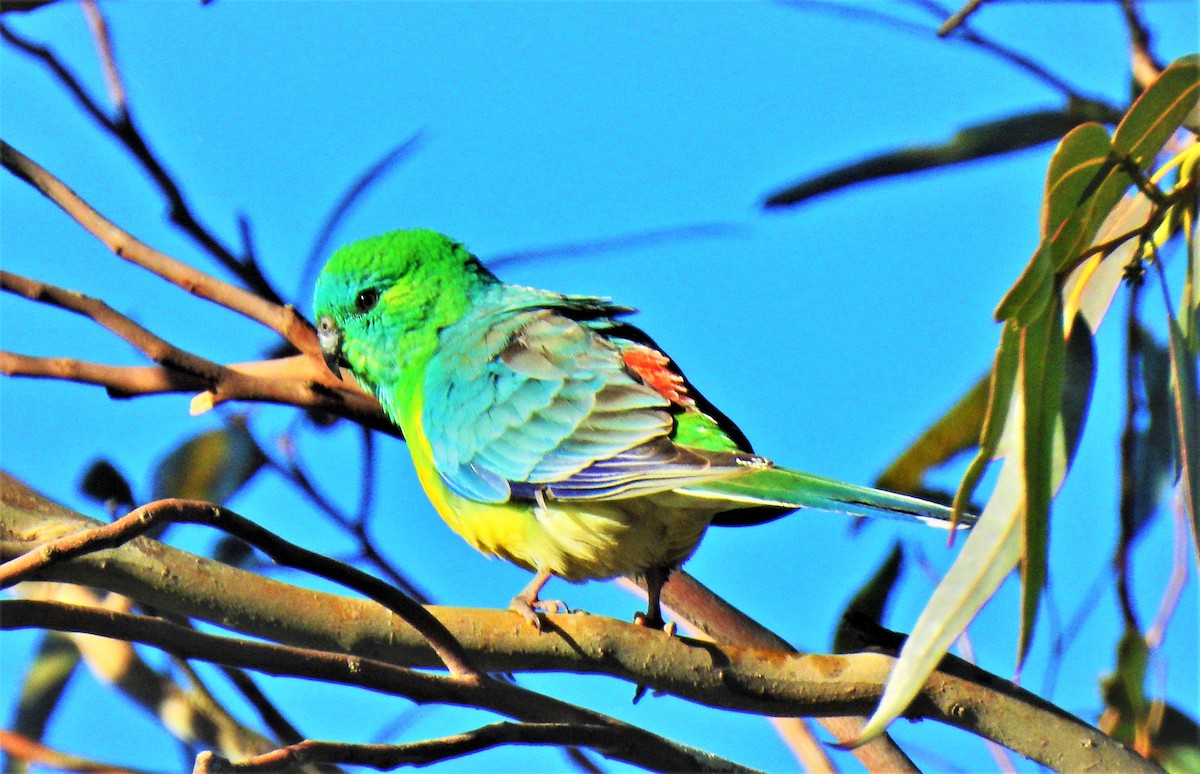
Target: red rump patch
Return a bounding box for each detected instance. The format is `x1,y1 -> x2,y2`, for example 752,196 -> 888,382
622,345 -> 694,406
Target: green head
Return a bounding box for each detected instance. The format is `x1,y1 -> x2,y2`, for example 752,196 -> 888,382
313,229 -> 495,414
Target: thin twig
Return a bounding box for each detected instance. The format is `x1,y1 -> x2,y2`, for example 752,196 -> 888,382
296,132 -> 425,297
1119,0 -> 1165,89
1145,499 -> 1190,649
1,270 -> 225,385
0,141 -> 302,345
0,20 -> 284,304
194,722 -> 761,773
0,498 -> 479,678
1117,266 -> 1145,630
0,728 -> 156,774
80,0 -> 125,111
937,0 -> 988,36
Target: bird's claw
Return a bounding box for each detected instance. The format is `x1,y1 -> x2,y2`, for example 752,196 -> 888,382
633,610 -> 670,632
509,596 -> 569,631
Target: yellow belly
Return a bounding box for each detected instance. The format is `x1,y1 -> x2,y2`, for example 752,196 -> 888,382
404,410 -> 718,581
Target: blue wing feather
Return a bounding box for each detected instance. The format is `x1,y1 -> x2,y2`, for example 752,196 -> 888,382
423,285 -> 760,504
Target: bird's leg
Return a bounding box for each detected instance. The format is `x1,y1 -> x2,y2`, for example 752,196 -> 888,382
634,566 -> 670,631
508,568 -> 567,631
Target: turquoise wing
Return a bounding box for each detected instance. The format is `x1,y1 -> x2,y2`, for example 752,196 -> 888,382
421,290 -> 759,503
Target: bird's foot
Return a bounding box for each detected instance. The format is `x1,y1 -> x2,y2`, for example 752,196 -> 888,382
509,595 -> 569,632
634,612 -> 676,636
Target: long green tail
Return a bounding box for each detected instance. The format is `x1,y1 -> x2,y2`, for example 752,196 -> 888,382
686,466 -> 973,529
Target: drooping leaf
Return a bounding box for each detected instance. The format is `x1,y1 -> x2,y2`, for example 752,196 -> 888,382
151,417 -> 266,505
763,107 -> 1117,209
10,632 -> 80,774
1017,291 -> 1066,667
874,373 -> 989,500
952,321 -> 1022,524
1061,313 -> 1098,467
1063,189 -> 1156,331
1112,55 -> 1200,169
832,543 -> 904,654
1131,324 -> 1177,542
78,458 -> 135,512
856,450 -> 1027,745
1165,312 -> 1200,563
996,122 -> 1114,323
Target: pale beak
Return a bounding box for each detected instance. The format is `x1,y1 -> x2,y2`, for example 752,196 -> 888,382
316,315 -> 343,378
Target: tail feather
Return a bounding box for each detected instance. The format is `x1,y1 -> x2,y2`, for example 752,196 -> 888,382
686,466 -> 973,530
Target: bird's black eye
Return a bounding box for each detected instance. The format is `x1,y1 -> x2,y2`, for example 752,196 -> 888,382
355,288 -> 380,313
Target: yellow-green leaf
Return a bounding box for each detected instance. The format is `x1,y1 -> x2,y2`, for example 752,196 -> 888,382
1165,312 -> 1200,562
151,418 -> 266,505
953,321 -> 1021,522
874,374 -> 989,498
1112,55 -> 1200,168
856,450 -> 1027,746
1017,292 -> 1065,666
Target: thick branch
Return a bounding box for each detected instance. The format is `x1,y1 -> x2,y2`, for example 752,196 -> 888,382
0,472 -> 1156,773
3,600 -> 755,774
0,497 -> 477,679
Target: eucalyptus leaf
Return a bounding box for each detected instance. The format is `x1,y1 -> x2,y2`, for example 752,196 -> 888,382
151,417 -> 266,505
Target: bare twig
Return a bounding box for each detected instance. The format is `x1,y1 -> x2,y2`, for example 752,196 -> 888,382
80,0 -> 125,111
0,20 -> 284,304
194,722 -> 761,773
0,141 -> 301,344
0,728 -> 156,774
1145,500 -> 1190,649
1119,0 -> 1165,89
1,270 -> 224,384
937,0 -> 988,36
1117,269 -> 1146,630
0,498 -> 478,678
653,570 -> 918,773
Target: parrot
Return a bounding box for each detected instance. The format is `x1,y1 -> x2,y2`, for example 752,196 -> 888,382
314,228 -> 970,629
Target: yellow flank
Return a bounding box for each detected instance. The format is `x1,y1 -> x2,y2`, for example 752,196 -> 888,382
402,396 -> 720,582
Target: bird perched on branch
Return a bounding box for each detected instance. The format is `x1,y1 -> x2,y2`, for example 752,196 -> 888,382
314,229 -> 969,629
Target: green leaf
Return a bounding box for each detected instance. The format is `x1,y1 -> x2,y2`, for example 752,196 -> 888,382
953,321 -> 1021,522
1131,324 -> 1176,541
1165,312 -> 1200,563
1017,292 -> 1065,666
151,417 -> 266,504
994,242 -> 1056,324
874,374 -> 989,499
832,543 -> 904,654
1101,626 -> 1150,726
763,107 -> 1118,209
1112,55 -> 1200,168
11,632 -> 80,771
856,450 -> 1027,746
1063,189 -> 1155,332
1061,313 -> 1097,468
996,122 -> 1116,322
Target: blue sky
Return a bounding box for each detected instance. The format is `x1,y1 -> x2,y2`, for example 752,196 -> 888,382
1,2 -> 1197,771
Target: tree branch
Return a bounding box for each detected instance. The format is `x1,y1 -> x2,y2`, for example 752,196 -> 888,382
194,722 -> 741,773
0,472 -> 1158,773
2,600 -> 759,774
0,496 -> 477,679
0,18 -> 285,304
0,141 -> 299,345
